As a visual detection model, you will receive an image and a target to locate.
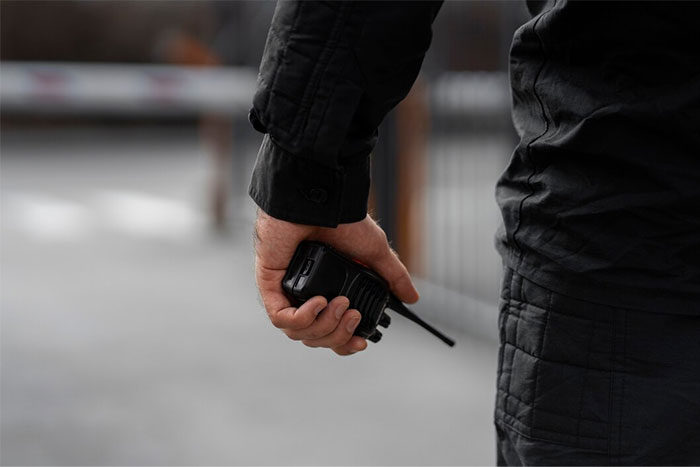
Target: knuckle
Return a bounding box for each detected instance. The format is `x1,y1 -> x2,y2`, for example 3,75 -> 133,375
284,313 -> 313,331
333,347 -> 351,357
304,327 -> 324,340
268,315 -> 284,329
283,329 -> 301,341
296,314 -> 316,329
330,332 -> 351,348
312,321 -> 336,339
302,337 -> 332,349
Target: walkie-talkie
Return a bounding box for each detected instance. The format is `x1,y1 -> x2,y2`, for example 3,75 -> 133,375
282,241 -> 455,346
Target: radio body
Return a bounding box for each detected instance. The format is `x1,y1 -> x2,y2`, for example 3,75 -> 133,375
282,241 -> 454,346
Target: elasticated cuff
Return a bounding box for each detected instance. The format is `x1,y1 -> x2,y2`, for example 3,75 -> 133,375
248,135 -> 370,227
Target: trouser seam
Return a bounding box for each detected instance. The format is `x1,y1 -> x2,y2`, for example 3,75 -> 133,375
618,309 -> 628,460
530,288 -> 553,434
496,418 -> 608,453
503,270 -> 520,425
576,319 -> 595,445
607,309 -> 618,465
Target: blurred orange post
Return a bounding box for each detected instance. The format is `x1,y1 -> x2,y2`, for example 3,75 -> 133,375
395,79 -> 429,275
159,31 -> 232,231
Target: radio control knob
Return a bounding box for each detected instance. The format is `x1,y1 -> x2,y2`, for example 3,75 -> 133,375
368,330 -> 383,343
378,312 -> 391,328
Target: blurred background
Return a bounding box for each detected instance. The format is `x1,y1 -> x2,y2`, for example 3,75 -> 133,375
1,1 -> 530,465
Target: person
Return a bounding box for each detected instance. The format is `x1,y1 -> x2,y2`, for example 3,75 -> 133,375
247,1 -> 700,465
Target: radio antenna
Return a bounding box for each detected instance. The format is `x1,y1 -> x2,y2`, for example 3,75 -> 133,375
387,296 -> 456,347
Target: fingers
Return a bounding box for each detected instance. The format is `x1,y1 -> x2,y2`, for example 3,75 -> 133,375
301,309 -> 362,349
269,293 -> 327,330
282,298 -> 369,357
332,336 -> 369,356
255,260 -> 318,330
284,296 -> 349,341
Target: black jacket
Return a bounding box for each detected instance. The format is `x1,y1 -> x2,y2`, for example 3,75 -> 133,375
248,1 -> 442,227
249,1 -> 700,314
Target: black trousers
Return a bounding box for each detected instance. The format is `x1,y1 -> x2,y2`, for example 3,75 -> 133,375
495,267 -> 700,466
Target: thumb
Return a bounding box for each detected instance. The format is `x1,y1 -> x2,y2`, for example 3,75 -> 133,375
367,246 -> 420,304
317,216 -> 420,304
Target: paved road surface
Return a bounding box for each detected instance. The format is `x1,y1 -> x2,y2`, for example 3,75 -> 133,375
1,127 -> 499,465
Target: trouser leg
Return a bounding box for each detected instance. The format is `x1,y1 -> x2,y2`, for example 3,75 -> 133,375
494,267 -> 700,466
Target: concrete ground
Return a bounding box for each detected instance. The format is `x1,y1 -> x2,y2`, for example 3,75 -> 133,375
1,127 -> 499,465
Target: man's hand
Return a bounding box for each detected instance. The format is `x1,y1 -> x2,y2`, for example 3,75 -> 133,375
254,210 -> 419,356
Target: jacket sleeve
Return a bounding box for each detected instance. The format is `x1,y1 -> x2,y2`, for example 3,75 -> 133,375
248,1 -> 443,227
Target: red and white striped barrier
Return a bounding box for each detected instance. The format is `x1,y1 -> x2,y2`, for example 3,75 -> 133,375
0,62 -> 258,116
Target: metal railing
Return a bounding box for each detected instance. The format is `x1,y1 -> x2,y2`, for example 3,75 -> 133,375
384,72 -> 515,341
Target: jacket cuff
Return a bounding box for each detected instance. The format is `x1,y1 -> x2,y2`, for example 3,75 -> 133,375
248,135 -> 370,227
